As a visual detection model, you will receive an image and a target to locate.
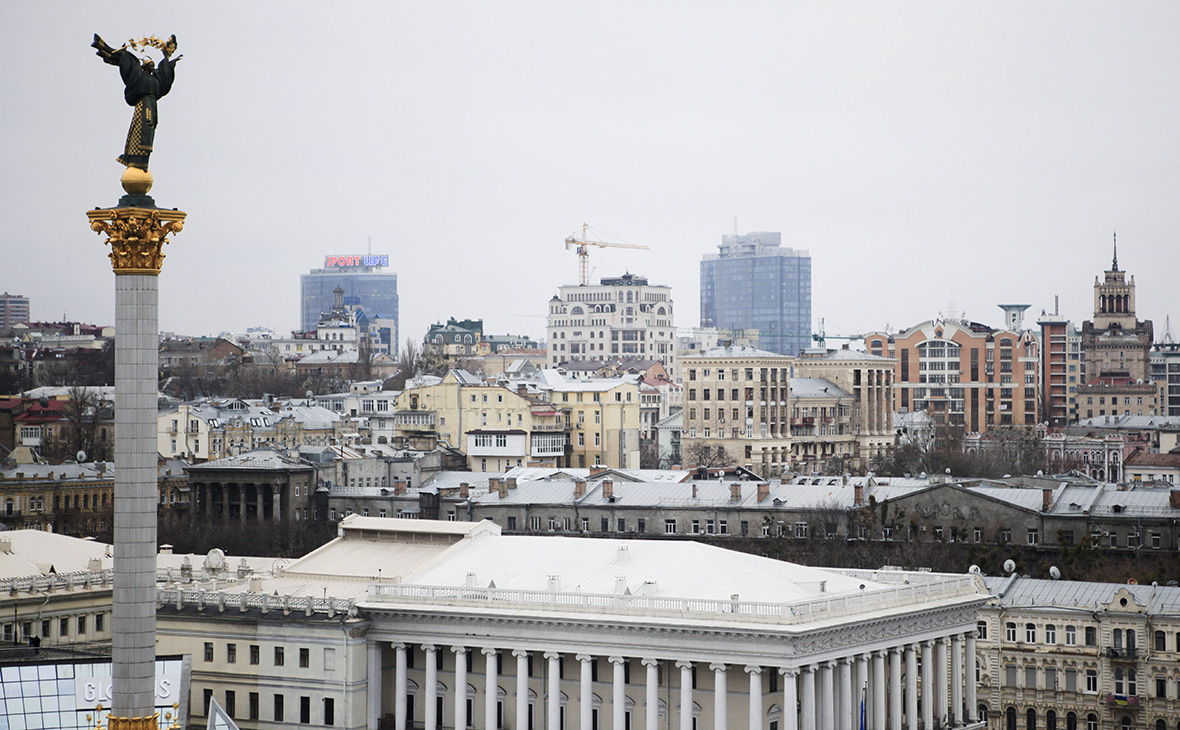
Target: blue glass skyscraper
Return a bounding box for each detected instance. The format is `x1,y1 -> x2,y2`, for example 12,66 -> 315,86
700,232 -> 812,356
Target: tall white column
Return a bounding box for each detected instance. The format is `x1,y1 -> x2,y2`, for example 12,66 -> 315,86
871,652 -> 885,730
643,659 -> 659,730
610,657 -> 626,730
455,647 -> 469,730
579,655 -> 594,730
745,665 -> 761,730
781,669 -> 799,730
677,660 -> 694,730
485,648 -> 500,730
800,666 -> 816,730
425,645 -> 439,730
965,632 -> 978,723
395,643 -> 408,730
951,635 -> 963,727
888,649 -> 902,730
920,642 -> 933,730
820,662 -> 835,730
111,272 -> 160,718
855,655 -> 869,730
710,664 -> 728,730
904,645 -> 917,730
935,638 -> 949,726
839,659 -> 853,730
546,652 -> 562,730
368,641 -> 382,730
515,650 -> 530,730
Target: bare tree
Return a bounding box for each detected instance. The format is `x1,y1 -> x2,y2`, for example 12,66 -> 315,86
684,442 -> 734,469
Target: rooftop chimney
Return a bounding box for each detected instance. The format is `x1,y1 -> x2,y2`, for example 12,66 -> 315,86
489,477 -> 501,491
853,483 -> 864,507
497,480 -> 508,499
616,545 -> 630,563
1170,490 -> 1180,510
730,482 -> 742,502
459,482 -> 470,499
691,483 -> 698,499
393,479 -> 407,496
1042,488 -> 1053,511
602,480 -> 613,499
757,482 -> 770,503
574,479 -> 586,499
505,477 -> 517,489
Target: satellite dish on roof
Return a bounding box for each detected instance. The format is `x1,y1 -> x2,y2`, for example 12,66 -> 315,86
76,450 -> 87,463
1003,559 -> 1016,575
968,565 -> 981,575
1049,566 -> 1061,580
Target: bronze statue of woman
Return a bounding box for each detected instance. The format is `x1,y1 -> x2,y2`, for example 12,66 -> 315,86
92,34 -> 182,171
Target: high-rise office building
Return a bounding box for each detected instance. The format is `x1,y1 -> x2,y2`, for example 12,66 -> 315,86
0,292 -> 30,329
700,232 -> 811,356
300,254 -> 398,354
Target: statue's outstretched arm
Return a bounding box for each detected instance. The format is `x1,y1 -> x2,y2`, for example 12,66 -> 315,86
92,34 -> 123,65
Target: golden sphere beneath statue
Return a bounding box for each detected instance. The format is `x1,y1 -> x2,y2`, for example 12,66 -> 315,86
120,167 -> 154,195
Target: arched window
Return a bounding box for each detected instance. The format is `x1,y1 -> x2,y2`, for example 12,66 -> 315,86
1007,707 -> 1018,730
978,706 -> 989,723
1027,708 -> 1037,730
1086,714 -> 1098,730
1046,710 -> 1057,730
1155,720 -> 1166,730
1066,712 -> 1076,730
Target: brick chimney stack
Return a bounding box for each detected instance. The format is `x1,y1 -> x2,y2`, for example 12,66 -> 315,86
757,482 -> 770,503
574,479 -> 587,498
730,482 -> 742,502
459,482 -> 470,499
602,480 -> 614,499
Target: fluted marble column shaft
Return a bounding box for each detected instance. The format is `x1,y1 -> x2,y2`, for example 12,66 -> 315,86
745,666 -> 760,730
677,661 -> 694,730
966,633 -> 978,722
871,652 -> 885,730
485,648 -> 499,730
454,648 -> 468,730
547,653 -> 561,730
905,646 -> 918,730
801,666 -> 816,730
579,655 -> 594,730
920,643 -> 933,730
889,649 -> 902,730
425,645 -> 439,730
782,669 -> 799,730
395,644 -> 408,730
839,660 -> 853,730
710,664 -> 728,730
936,639 -> 949,724
644,660 -> 659,730
611,658 -> 626,730
821,662 -> 835,730
951,635 -> 964,726
515,650 -> 529,730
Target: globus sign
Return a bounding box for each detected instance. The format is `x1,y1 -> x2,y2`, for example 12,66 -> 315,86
325,254 -> 389,268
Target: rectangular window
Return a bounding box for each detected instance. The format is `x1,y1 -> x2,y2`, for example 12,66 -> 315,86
205,642 -> 214,662
1024,666 -> 1037,688
275,647 -> 285,666
227,643 -> 237,663
78,616 -> 86,634
249,692 -> 259,720
226,690 -> 236,718
300,647 -> 310,668
1085,670 -> 1097,693
1065,626 -> 1076,646
300,696 -> 311,724
1084,627 -> 1097,646
1157,676 -> 1168,698
1065,669 -> 1077,692
1027,529 -> 1039,545
637,518 -> 646,533
274,694 -> 285,722
1045,625 -> 1056,644
95,614 -> 104,633
664,519 -> 677,534
1026,624 -> 1036,643
324,697 -> 335,726
250,645 -> 260,664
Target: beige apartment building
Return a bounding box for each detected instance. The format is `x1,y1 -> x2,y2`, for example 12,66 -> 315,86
680,346 -> 794,477
794,347 -> 896,471
536,373 -> 642,470
394,371 -> 569,471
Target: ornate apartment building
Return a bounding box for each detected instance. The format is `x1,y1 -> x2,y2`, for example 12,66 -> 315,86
978,575 -> 1180,730
546,273 -> 677,376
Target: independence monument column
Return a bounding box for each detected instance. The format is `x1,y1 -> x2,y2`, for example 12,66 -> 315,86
88,33 -> 187,730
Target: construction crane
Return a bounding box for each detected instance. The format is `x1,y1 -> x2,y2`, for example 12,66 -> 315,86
812,318 -> 867,349
564,223 -> 649,286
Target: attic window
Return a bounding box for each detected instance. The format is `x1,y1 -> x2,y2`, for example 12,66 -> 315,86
1112,504 -> 1124,513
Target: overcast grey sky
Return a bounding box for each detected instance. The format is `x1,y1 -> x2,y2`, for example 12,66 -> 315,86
2,2 -> 1178,345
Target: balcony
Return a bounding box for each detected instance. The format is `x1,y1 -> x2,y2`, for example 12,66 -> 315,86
1104,694 -> 1141,709
1106,646 -> 1138,660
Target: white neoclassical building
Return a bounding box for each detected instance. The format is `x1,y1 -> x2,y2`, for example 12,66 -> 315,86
155,517 -> 989,730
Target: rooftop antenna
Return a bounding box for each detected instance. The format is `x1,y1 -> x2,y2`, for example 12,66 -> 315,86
1112,231 -> 1119,271
1163,315 -> 1176,344
1054,295 -> 1059,316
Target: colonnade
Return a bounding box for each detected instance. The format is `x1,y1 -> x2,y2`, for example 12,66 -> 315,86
192,482 -> 283,521
368,632 -> 979,730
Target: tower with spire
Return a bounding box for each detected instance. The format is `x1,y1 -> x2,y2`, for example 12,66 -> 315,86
1081,233 -> 1154,384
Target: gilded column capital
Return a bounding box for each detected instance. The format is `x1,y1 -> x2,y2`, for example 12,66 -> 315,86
88,206 -> 185,275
